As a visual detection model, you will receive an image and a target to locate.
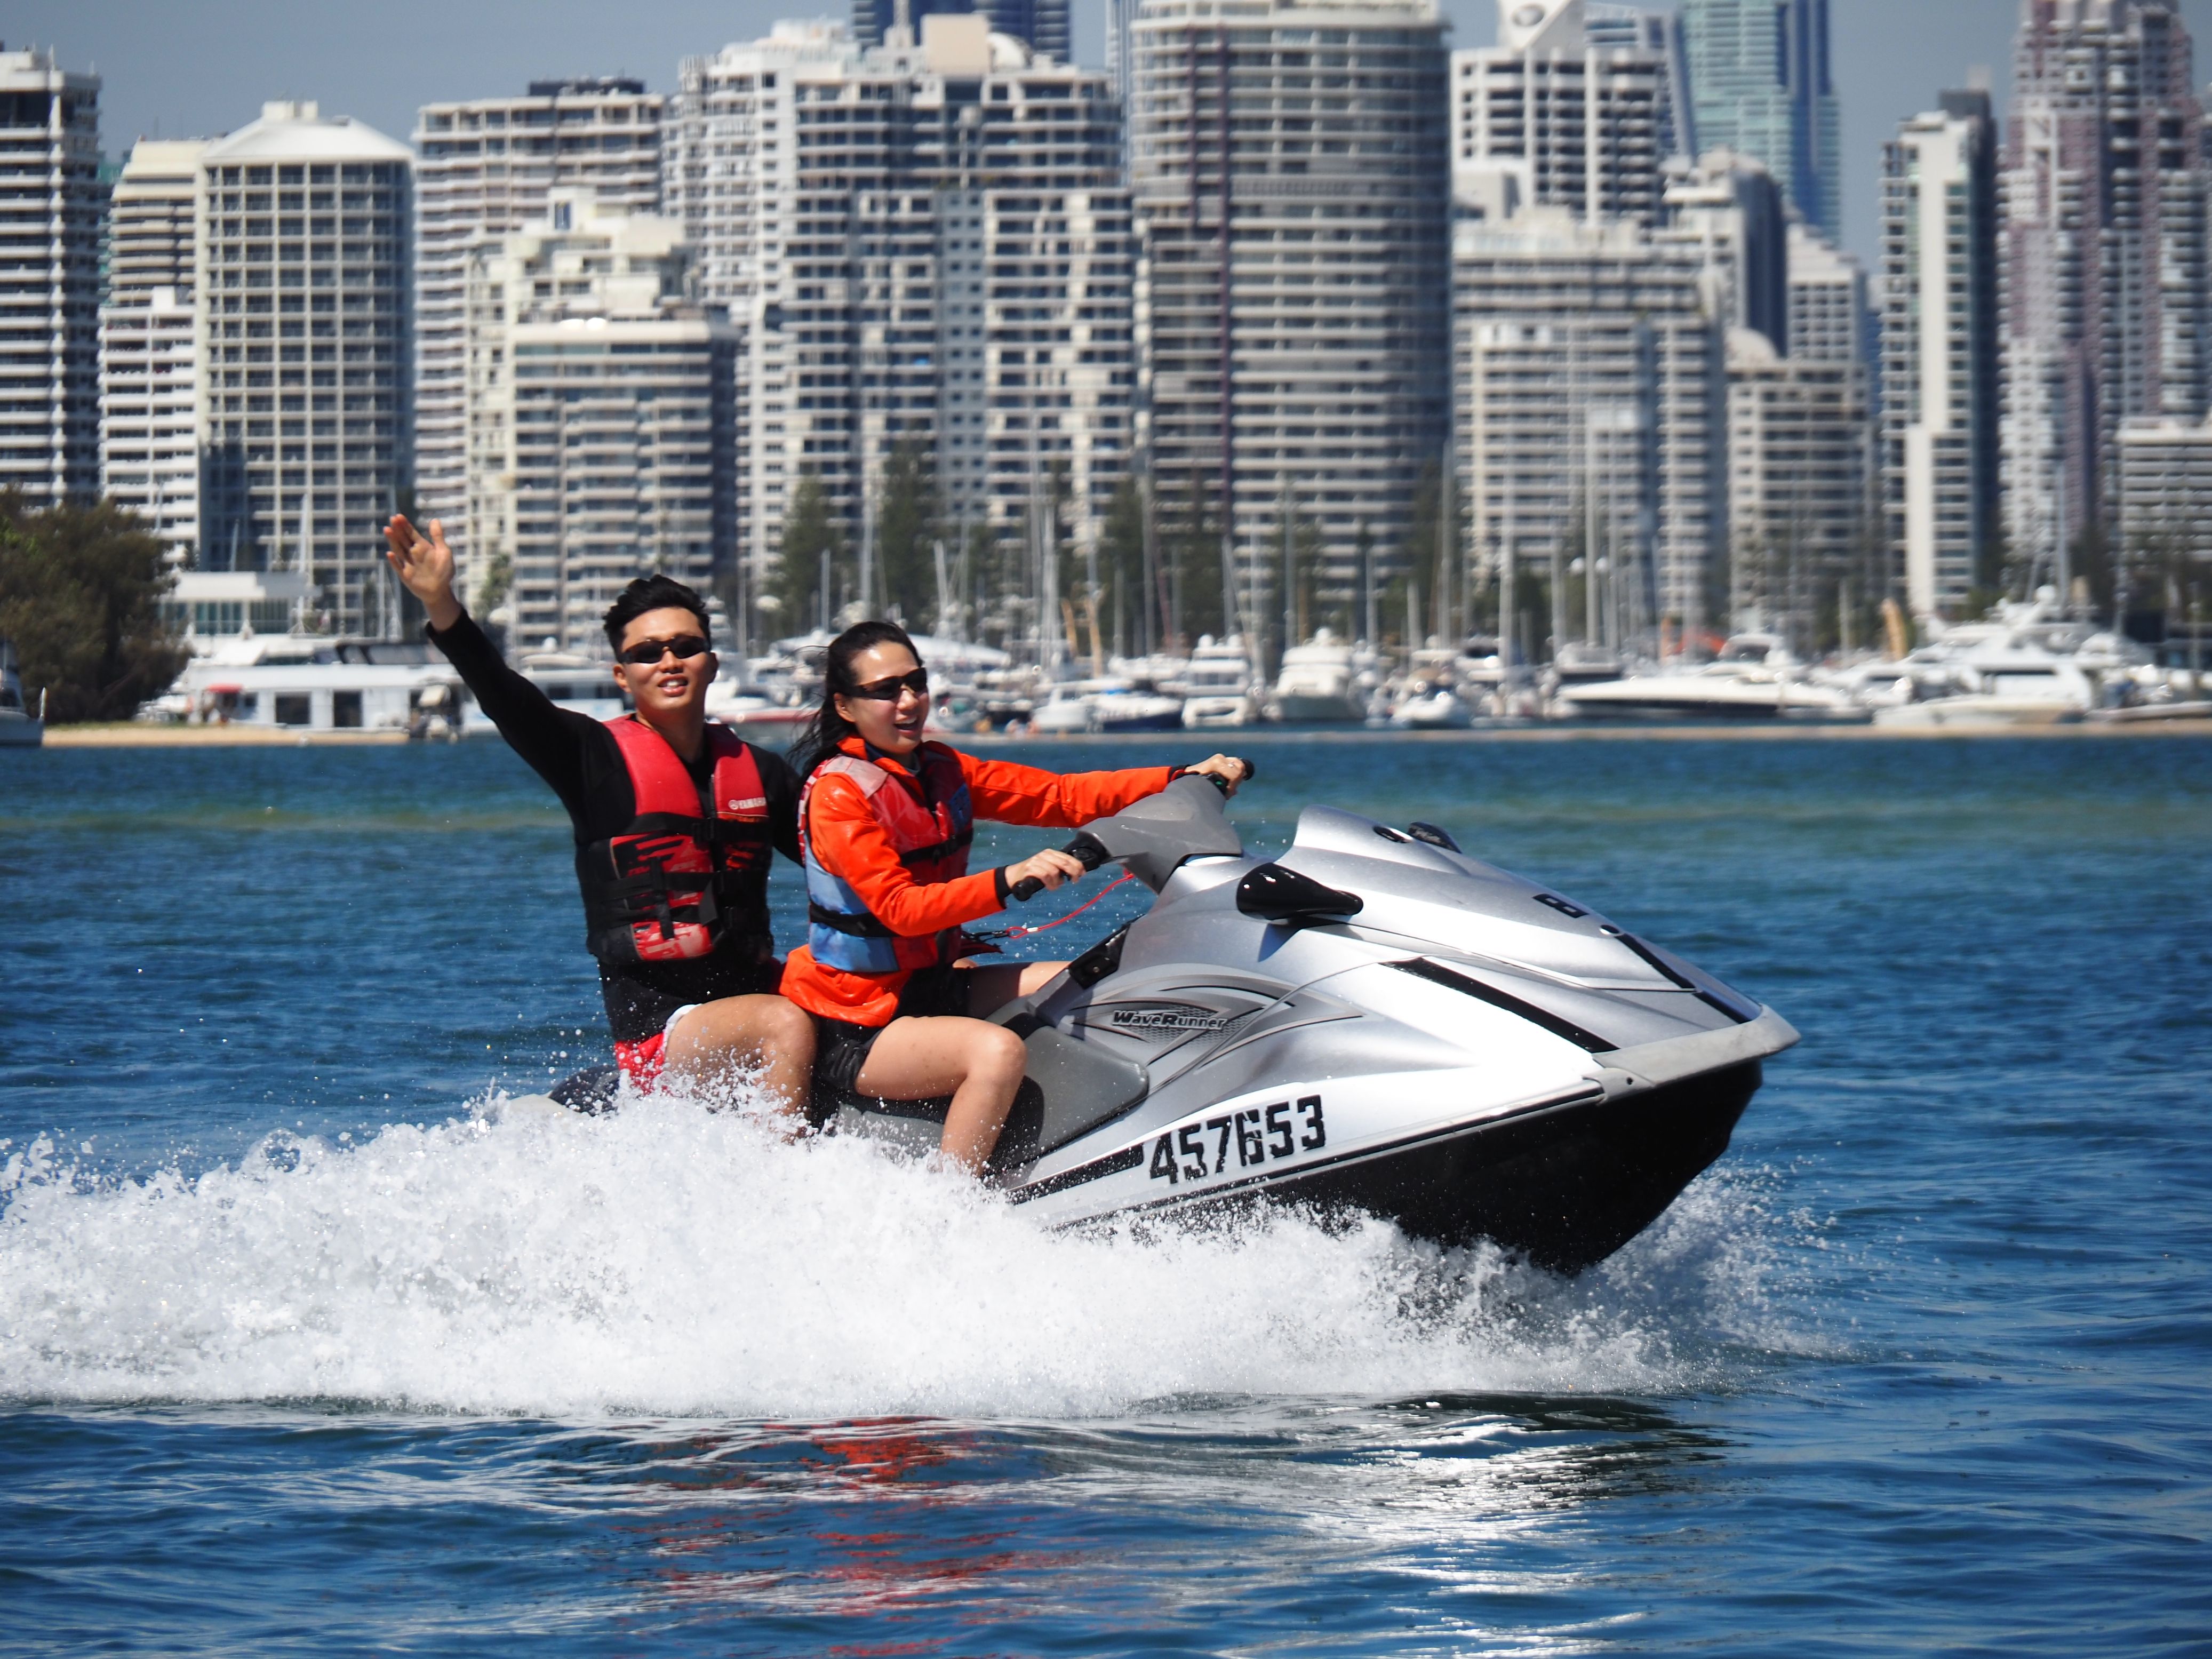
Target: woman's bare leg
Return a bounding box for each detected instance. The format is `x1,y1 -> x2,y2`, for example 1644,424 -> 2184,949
853,1015 -> 1029,1173
662,994 -> 816,1119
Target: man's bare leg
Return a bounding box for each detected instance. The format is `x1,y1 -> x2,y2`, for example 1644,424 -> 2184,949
662,994 -> 816,1118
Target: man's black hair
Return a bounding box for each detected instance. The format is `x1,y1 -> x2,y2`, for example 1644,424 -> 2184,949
603,574 -> 712,652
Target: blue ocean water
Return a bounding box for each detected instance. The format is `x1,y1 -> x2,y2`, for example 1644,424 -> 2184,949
1,732 -> 2207,1656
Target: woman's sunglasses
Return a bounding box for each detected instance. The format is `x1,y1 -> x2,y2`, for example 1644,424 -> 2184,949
846,668 -> 930,701
617,634 -> 711,667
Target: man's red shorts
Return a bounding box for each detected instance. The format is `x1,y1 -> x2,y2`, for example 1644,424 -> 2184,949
611,1002 -> 698,1092
612,1031 -> 668,1090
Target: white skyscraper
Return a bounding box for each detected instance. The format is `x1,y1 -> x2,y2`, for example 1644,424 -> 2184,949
195,102 -> 412,636
666,15 -> 1133,629
1785,223 -> 1868,367
99,140 -> 207,561
465,196 -> 736,652
1452,201 -> 1724,644
0,48 -> 101,505
412,79 -> 664,556
663,22 -> 857,608
1882,94 -> 1999,618
1658,149 -> 1789,354
1131,0 -> 1450,628
1451,0 -> 1682,230
2002,0 -> 2209,578
1726,328 -> 1872,643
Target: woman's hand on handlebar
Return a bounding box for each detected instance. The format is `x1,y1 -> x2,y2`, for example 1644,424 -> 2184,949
1005,847 -> 1089,896
1184,754 -> 1254,796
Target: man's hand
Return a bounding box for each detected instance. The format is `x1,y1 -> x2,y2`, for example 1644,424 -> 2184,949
1184,754 -> 1253,797
384,514 -> 463,633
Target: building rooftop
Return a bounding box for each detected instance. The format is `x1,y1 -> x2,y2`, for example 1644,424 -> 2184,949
202,101 -> 412,165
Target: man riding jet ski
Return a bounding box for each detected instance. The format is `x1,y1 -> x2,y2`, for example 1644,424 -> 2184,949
518,722 -> 1799,1272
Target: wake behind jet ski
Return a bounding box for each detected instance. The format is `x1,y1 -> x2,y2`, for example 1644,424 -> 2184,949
532,774 -> 1796,1273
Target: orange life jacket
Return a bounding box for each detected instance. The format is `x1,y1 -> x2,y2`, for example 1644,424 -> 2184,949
797,743 -> 974,975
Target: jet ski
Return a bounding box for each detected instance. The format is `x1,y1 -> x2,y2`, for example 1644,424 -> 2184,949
530,776 -> 1798,1273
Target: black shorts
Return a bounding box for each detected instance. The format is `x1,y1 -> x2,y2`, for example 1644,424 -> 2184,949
811,964 -> 975,1110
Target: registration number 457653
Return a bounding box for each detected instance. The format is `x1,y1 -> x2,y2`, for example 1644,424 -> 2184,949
1148,1096 -> 1325,1186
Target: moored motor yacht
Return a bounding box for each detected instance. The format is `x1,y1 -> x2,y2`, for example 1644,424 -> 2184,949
1269,629 -> 1363,723
1173,635 -> 1260,728
1556,634 -> 1867,722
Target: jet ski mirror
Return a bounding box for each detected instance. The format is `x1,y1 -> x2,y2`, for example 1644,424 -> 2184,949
1235,862 -> 1364,929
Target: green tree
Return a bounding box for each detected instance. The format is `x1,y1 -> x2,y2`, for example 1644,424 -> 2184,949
769,472 -> 845,637
875,438 -> 938,623
0,494 -> 185,723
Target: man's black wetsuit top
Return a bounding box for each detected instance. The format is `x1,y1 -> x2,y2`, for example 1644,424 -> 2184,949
427,610 -> 802,1042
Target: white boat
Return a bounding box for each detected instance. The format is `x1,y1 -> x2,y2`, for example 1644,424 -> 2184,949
1871,653 -> 2093,727
1029,687 -> 1098,734
1558,634 -> 1866,722
1093,690 -> 1185,732
510,647 -> 628,723
162,632 -> 470,735
1172,635 -> 1260,728
1269,628 -> 1362,723
0,641 -> 43,747
1550,640 -> 1626,687
1389,680 -> 1475,730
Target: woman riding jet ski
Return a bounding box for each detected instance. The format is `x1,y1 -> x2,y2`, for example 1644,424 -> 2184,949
524,634 -> 1800,1272
776,620 -> 1250,1173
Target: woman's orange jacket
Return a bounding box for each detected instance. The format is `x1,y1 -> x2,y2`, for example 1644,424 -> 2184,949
779,736 -> 1173,1026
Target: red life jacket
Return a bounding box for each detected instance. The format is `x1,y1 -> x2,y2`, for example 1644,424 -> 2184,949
798,743 -> 975,975
580,717 -> 772,966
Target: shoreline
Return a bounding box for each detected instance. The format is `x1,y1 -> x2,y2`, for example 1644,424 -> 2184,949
28,717 -> 2212,749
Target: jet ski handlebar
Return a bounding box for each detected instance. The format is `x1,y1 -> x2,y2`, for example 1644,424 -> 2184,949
1008,763 -> 1251,903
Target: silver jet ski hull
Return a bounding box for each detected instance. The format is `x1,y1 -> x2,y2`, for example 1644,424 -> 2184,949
824,779 -> 1799,1273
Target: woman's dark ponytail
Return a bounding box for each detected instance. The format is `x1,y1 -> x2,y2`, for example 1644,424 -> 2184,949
787,619 -> 922,779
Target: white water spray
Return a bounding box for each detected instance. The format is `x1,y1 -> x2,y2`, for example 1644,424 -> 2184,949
0,1086 -> 1799,1417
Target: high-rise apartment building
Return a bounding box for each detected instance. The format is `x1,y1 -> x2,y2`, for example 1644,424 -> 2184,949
465,197 -> 736,651
667,17 -> 1133,621
1657,148 -> 1788,352
1785,223 -> 1867,366
1450,0 -> 1680,230
412,79 -> 663,557
2001,0 -> 2209,579
1452,201 -> 1724,641
1585,3 -> 1694,163
99,139 -> 208,560
853,0 -> 1071,62
2118,417 -> 2212,561
1679,0 -> 1841,242
1726,326 -> 1872,642
195,102 -> 412,636
1881,93 -> 1999,617
1131,0 -> 1450,618
0,48 -> 102,506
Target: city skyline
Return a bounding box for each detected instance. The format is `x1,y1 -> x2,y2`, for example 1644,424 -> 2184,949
25,0 -> 2212,272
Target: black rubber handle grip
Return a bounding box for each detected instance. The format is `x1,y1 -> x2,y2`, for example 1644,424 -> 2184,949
1009,831 -> 1110,903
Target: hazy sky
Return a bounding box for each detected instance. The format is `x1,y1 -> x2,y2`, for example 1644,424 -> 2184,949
25,0 -> 2212,267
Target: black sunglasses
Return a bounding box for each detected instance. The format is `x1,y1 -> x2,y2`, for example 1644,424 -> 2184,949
846,668 -> 929,701
617,634 -> 711,667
